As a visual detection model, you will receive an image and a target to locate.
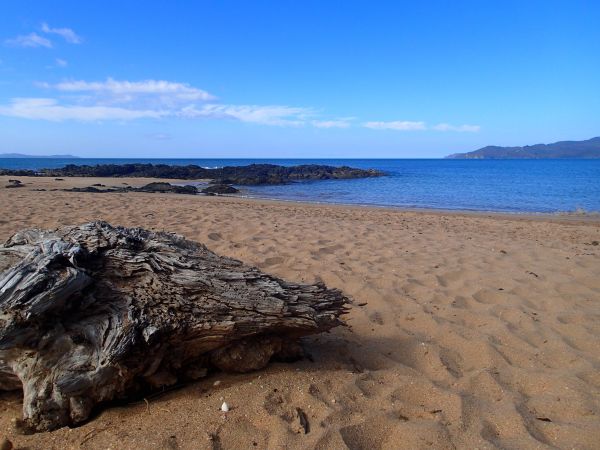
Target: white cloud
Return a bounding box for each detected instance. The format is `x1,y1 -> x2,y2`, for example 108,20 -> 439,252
311,119 -> 352,128
433,123 -> 480,132
0,98 -> 164,121
0,79 -> 314,125
0,77 -> 478,130
364,120 -> 480,132
0,97 -> 311,126
363,120 -> 426,131
50,78 -> 216,102
4,33 -> 52,48
55,58 -> 68,67
41,23 -> 82,44
179,104 -> 311,126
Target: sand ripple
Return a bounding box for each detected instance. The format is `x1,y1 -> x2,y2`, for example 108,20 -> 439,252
1,176 -> 599,449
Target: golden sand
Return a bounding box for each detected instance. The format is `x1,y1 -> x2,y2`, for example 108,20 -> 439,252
1,176 -> 599,449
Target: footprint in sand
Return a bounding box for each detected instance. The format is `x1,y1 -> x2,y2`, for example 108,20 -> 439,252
438,347 -> 464,378
263,390 -> 295,423
259,256 -> 285,268
368,311 -> 385,325
314,244 -> 345,256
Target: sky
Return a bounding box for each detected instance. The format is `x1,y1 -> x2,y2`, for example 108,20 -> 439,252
0,0 -> 599,158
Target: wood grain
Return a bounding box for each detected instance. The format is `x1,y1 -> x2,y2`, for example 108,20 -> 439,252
0,221 -> 349,432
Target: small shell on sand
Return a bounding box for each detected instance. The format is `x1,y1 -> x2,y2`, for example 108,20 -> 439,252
220,402 -> 230,412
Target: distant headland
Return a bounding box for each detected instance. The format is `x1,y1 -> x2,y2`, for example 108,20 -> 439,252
446,137 -> 600,159
0,153 -> 79,159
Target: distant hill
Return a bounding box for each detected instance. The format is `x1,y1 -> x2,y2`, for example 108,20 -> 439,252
446,137 -> 600,159
0,153 -> 79,158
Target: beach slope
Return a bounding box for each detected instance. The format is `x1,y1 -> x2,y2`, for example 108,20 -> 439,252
0,176 -> 599,449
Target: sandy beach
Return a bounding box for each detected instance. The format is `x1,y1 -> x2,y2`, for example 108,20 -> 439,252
1,176 -> 599,449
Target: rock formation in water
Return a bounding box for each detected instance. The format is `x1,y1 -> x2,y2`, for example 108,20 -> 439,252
0,163 -> 384,185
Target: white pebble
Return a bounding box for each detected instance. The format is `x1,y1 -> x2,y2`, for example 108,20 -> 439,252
213,380 -> 221,386
221,402 -> 230,412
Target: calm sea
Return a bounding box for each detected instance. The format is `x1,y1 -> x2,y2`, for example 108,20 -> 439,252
2,158 -> 599,214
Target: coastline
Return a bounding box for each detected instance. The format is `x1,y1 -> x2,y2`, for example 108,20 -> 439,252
3,158 -> 600,214
237,192 -> 600,224
1,175 -> 600,448
2,175 -> 599,224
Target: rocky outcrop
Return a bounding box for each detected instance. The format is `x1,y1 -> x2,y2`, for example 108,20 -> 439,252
63,182 -> 199,195
136,182 -> 198,195
1,163 -> 384,185
4,180 -> 23,189
200,184 -> 240,195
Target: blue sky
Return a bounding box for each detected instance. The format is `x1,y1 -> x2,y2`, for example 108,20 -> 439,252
0,1 -> 598,158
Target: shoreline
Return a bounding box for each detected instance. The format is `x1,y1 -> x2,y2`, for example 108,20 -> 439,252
237,192 -> 600,224
3,175 -> 600,226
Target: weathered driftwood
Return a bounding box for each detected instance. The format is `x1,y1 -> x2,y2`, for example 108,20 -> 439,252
0,222 -> 349,432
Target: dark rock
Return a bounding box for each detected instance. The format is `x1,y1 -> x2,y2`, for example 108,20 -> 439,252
66,182 -> 200,195
5,179 -> 23,188
172,185 -> 198,195
0,169 -> 37,177
201,184 -> 239,195
1,163 -> 384,185
68,186 -> 108,193
138,182 -> 174,192
61,183 -> 198,195
138,182 -> 197,195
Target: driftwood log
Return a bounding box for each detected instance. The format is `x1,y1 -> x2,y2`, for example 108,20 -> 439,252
0,222 -> 349,432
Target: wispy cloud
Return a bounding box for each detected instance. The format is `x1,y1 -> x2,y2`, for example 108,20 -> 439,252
4,32 -> 52,48
363,120 -> 426,131
311,119 -> 353,128
432,123 -> 481,132
1,78 -> 317,126
0,97 -> 313,126
180,104 -> 311,126
0,78 -> 477,131
41,23 -> 82,44
55,58 -> 68,67
5,23 -> 81,48
48,78 -> 216,103
0,98 -> 165,121
364,120 -> 480,132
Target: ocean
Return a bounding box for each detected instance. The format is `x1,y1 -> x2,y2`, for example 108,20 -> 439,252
1,158 -> 599,214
